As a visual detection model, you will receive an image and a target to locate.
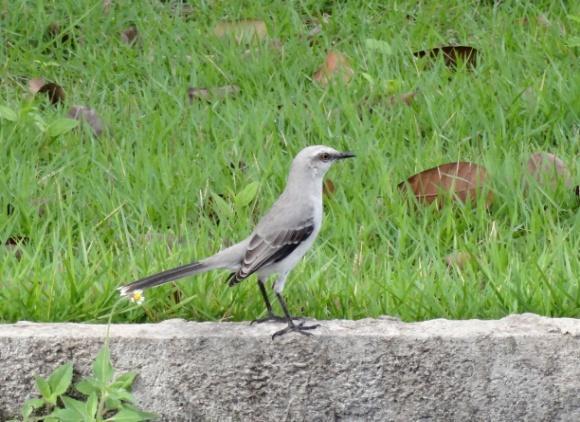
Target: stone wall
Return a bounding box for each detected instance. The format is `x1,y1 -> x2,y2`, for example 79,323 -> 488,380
1,314 -> 579,421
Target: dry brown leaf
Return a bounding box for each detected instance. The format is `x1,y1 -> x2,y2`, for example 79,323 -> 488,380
399,162 -> 493,207
445,251 -> 473,270
313,51 -> 354,85
121,25 -> 138,45
413,45 -> 477,70
188,85 -> 240,102
67,105 -> 105,137
28,79 -> 65,106
323,179 -> 335,196
213,20 -> 268,44
526,152 -> 572,191
28,78 -> 47,94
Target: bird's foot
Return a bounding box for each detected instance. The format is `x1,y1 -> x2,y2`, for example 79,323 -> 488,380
271,320 -> 320,340
251,314 -> 301,325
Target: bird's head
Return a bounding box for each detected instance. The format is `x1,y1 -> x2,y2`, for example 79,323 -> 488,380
291,145 -> 355,179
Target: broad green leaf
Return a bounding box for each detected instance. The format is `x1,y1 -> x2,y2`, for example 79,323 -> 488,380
86,393 -> 99,419
35,377 -> 52,403
107,405 -> 157,421
76,378 -> 100,395
61,396 -> 89,417
211,192 -> 234,219
111,371 -> 137,389
235,182 -> 260,208
48,407 -> 85,422
47,118 -> 78,138
105,396 -> 122,411
93,346 -> 114,385
0,105 -> 17,121
48,362 -> 73,397
22,398 -> 44,419
109,388 -> 134,403
364,38 -> 392,55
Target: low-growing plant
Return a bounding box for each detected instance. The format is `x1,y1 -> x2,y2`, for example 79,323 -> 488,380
11,345 -> 156,422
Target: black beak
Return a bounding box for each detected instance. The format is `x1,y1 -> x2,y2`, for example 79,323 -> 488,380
335,151 -> 355,160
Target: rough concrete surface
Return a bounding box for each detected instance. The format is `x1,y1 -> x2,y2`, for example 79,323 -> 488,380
1,313 -> 579,421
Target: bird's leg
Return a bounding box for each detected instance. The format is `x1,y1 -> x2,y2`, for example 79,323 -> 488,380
271,292 -> 320,339
252,279 -> 298,324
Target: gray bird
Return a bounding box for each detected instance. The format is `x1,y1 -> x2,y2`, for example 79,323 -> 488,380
119,145 -> 355,338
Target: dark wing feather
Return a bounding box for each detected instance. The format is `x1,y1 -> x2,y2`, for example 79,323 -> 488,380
227,220 -> 315,286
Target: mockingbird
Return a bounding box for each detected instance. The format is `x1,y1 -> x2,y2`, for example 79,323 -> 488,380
119,145 -> 354,338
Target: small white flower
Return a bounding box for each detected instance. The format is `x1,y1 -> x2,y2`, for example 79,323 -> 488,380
129,289 -> 145,305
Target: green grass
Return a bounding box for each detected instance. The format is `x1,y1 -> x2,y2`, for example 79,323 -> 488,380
1,0 -> 578,324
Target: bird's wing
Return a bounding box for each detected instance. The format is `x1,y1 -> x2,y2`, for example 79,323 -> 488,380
226,218 -> 315,285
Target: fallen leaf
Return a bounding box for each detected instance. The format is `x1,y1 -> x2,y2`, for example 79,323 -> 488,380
526,152 -> 572,191
28,78 -> 46,94
121,25 -> 138,45
29,79 -> 65,106
323,179 -> 335,196
213,20 -> 268,44
67,105 -> 105,137
188,85 -> 240,102
444,251 -> 473,270
399,162 -> 493,207
413,45 -> 477,69
313,51 -> 354,85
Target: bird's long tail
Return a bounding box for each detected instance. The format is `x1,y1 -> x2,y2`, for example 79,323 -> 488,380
118,239 -> 249,298
118,261 -> 209,297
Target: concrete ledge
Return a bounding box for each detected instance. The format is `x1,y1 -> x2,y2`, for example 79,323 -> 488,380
1,313 -> 580,421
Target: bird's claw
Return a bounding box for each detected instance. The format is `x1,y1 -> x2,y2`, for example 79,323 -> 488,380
271,321 -> 320,340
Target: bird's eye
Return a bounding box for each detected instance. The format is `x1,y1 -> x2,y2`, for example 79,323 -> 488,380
319,153 -> 331,161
